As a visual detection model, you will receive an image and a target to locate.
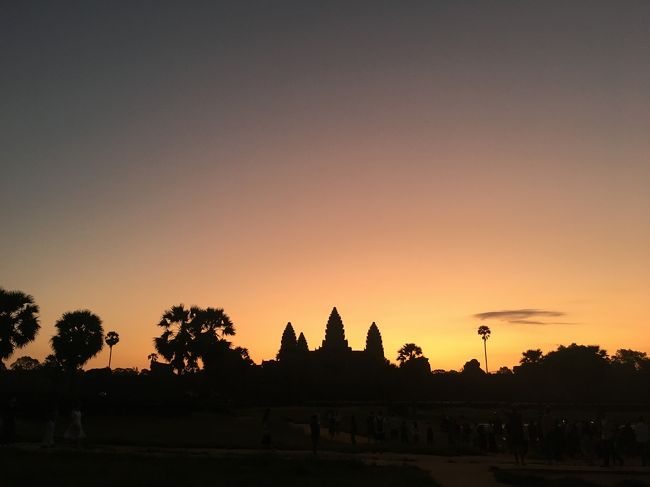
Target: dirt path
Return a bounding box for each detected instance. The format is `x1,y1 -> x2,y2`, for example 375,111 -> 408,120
11,442 -> 650,487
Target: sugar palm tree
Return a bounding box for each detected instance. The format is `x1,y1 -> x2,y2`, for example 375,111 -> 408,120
51,310 -> 104,371
397,343 -> 423,365
477,325 -> 491,373
0,287 -> 40,367
105,331 -> 120,369
154,304 -> 236,374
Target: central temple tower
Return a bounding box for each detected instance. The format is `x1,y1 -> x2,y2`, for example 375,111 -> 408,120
320,307 -> 351,352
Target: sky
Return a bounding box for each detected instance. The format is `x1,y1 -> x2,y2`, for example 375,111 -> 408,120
1,1 -> 649,372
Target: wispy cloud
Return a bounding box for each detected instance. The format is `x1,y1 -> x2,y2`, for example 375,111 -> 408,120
474,309 -> 576,326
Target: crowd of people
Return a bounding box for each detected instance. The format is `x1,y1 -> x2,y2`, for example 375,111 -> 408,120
296,406 -> 650,468
0,396 -> 86,448
439,407 -> 650,467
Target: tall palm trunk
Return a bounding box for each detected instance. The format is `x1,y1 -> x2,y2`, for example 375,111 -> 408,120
108,346 -> 113,369
483,339 -> 489,373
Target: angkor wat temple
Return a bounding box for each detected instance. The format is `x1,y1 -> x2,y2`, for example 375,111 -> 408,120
275,307 -> 387,367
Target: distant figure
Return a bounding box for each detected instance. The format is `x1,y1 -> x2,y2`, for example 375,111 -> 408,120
541,407 -> 555,463
634,416 -> 649,466
506,406 -> 526,465
261,408 -> 272,448
350,414 -> 357,445
367,411 -> 376,443
400,419 -> 409,444
412,420 -> 420,444
375,412 -> 385,443
310,414 -> 320,455
327,410 -> 336,438
42,408 -> 57,448
1,397 -> 17,445
63,404 -> 85,447
426,422 -> 434,447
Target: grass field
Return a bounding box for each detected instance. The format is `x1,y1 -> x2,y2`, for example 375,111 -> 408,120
0,448 -> 440,487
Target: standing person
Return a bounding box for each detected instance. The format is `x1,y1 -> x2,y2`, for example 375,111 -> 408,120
349,414 -> 357,445
63,404 -> 85,448
310,414 -> 320,455
42,408 -> 57,448
426,422 -> 434,448
507,406 -> 526,466
367,411 -> 376,444
634,416 -> 649,466
541,407 -> 555,464
261,408 -> 272,449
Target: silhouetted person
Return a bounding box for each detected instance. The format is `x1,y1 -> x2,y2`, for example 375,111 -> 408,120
327,410 -> 336,438
412,420 -> 420,444
506,406 -> 526,465
310,414 -> 320,455
634,416 -> 649,466
600,416 -> 616,467
42,407 -> 57,448
400,419 -> 409,444
541,407 -> 555,463
64,403 -> 85,448
426,422 -> 434,447
367,411 -> 376,443
261,408 -> 272,448
350,414 -> 357,445
375,412 -> 385,445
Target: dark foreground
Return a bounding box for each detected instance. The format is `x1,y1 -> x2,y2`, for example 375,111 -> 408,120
0,447 -> 439,487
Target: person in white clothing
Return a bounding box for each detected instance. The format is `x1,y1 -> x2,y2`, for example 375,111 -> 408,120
64,405 -> 86,447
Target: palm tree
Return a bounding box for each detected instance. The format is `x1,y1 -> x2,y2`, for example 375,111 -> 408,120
147,352 -> 158,365
477,325 -> 491,373
105,331 -> 120,369
154,304 -> 236,374
51,310 -> 104,371
397,343 -> 423,365
0,287 -> 40,366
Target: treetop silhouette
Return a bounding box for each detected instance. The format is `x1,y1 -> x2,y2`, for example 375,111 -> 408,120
154,304 -> 239,375
0,287 -> 40,364
51,309 -> 104,371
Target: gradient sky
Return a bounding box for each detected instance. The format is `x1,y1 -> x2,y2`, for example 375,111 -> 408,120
1,1 -> 649,372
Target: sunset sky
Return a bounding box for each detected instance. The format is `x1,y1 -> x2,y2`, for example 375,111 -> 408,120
2,1 -> 649,372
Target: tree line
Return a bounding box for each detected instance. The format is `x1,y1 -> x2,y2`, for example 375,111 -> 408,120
2,286 -> 650,404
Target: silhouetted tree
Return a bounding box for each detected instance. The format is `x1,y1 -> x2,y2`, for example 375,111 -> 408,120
477,325 -> 491,373
0,287 -> 40,367
364,322 -> 385,359
10,355 -> 40,371
42,354 -> 62,372
154,304 -> 236,375
397,343 -> 423,365
51,310 -> 104,371
105,331 -> 120,369
612,349 -> 649,371
296,332 -> 309,353
277,322 -> 297,361
148,352 -> 158,364
497,366 -> 513,375
462,358 -> 484,375
520,349 -> 544,366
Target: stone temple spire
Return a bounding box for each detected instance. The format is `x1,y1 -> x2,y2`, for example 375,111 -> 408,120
321,307 -> 350,352
364,322 -> 385,359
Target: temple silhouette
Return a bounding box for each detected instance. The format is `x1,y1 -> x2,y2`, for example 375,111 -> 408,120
276,307 -> 386,367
